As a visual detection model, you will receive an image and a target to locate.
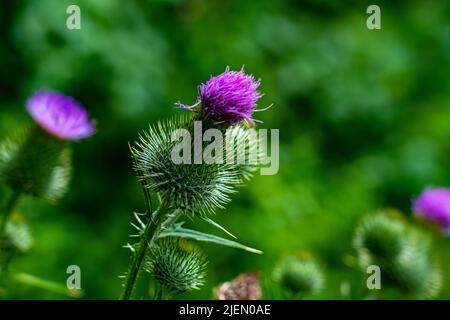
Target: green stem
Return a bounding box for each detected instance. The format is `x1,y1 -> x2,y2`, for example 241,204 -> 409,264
119,195 -> 174,300
120,207 -> 163,299
13,273 -> 83,298
119,201 -> 184,300
0,190 -> 21,236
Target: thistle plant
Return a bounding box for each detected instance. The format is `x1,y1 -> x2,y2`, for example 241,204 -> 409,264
0,90 -> 94,293
120,67 -> 269,300
353,212 -> 442,299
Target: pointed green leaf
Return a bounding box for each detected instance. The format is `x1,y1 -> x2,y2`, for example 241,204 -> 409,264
200,216 -> 237,239
158,225 -> 262,254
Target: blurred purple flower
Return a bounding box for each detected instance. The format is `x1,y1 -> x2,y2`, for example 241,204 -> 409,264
413,187 -> 450,235
26,91 -> 95,140
178,67 -> 266,125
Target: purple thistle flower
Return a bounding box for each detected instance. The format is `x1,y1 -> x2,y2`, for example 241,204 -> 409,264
26,91 -> 95,141
178,67 -> 266,125
413,187 -> 450,235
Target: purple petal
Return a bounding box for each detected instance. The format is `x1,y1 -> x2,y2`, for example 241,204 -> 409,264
413,187 -> 450,235
178,67 -> 264,125
26,91 -> 95,141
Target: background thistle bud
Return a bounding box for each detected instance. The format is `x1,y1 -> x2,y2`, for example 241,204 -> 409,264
353,212 -> 407,263
273,256 -> 324,298
0,126 -> 72,201
388,237 -> 442,298
353,212 -> 442,298
145,238 -> 207,294
132,116 -> 257,215
0,91 -> 95,201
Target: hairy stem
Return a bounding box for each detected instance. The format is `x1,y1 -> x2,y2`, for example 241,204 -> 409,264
120,200 -> 167,300
120,202 -> 183,300
0,190 -> 21,236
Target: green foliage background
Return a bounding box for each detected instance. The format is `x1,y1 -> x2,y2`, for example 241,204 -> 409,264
0,0 -> 449,299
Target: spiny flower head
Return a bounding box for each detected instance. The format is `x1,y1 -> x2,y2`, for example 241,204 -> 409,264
413,187 -> 450,235
132,116 -> 252,216
26,91 -> 95,140
178,67 -> 264,125
145,239 -> 208,294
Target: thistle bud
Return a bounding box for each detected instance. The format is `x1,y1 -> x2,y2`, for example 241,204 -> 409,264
388,238 -> 442,298
145,239 -> 207,294
353,212 -> 442,298
0,126 -> 71,201
0,91 -> 94,201
273,256 -> 324,298
353,212 -> 407,263
132,116 -> 254,215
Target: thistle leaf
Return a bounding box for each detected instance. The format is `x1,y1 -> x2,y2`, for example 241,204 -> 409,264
200,216 -> 237,239
159,224 -> 262,254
